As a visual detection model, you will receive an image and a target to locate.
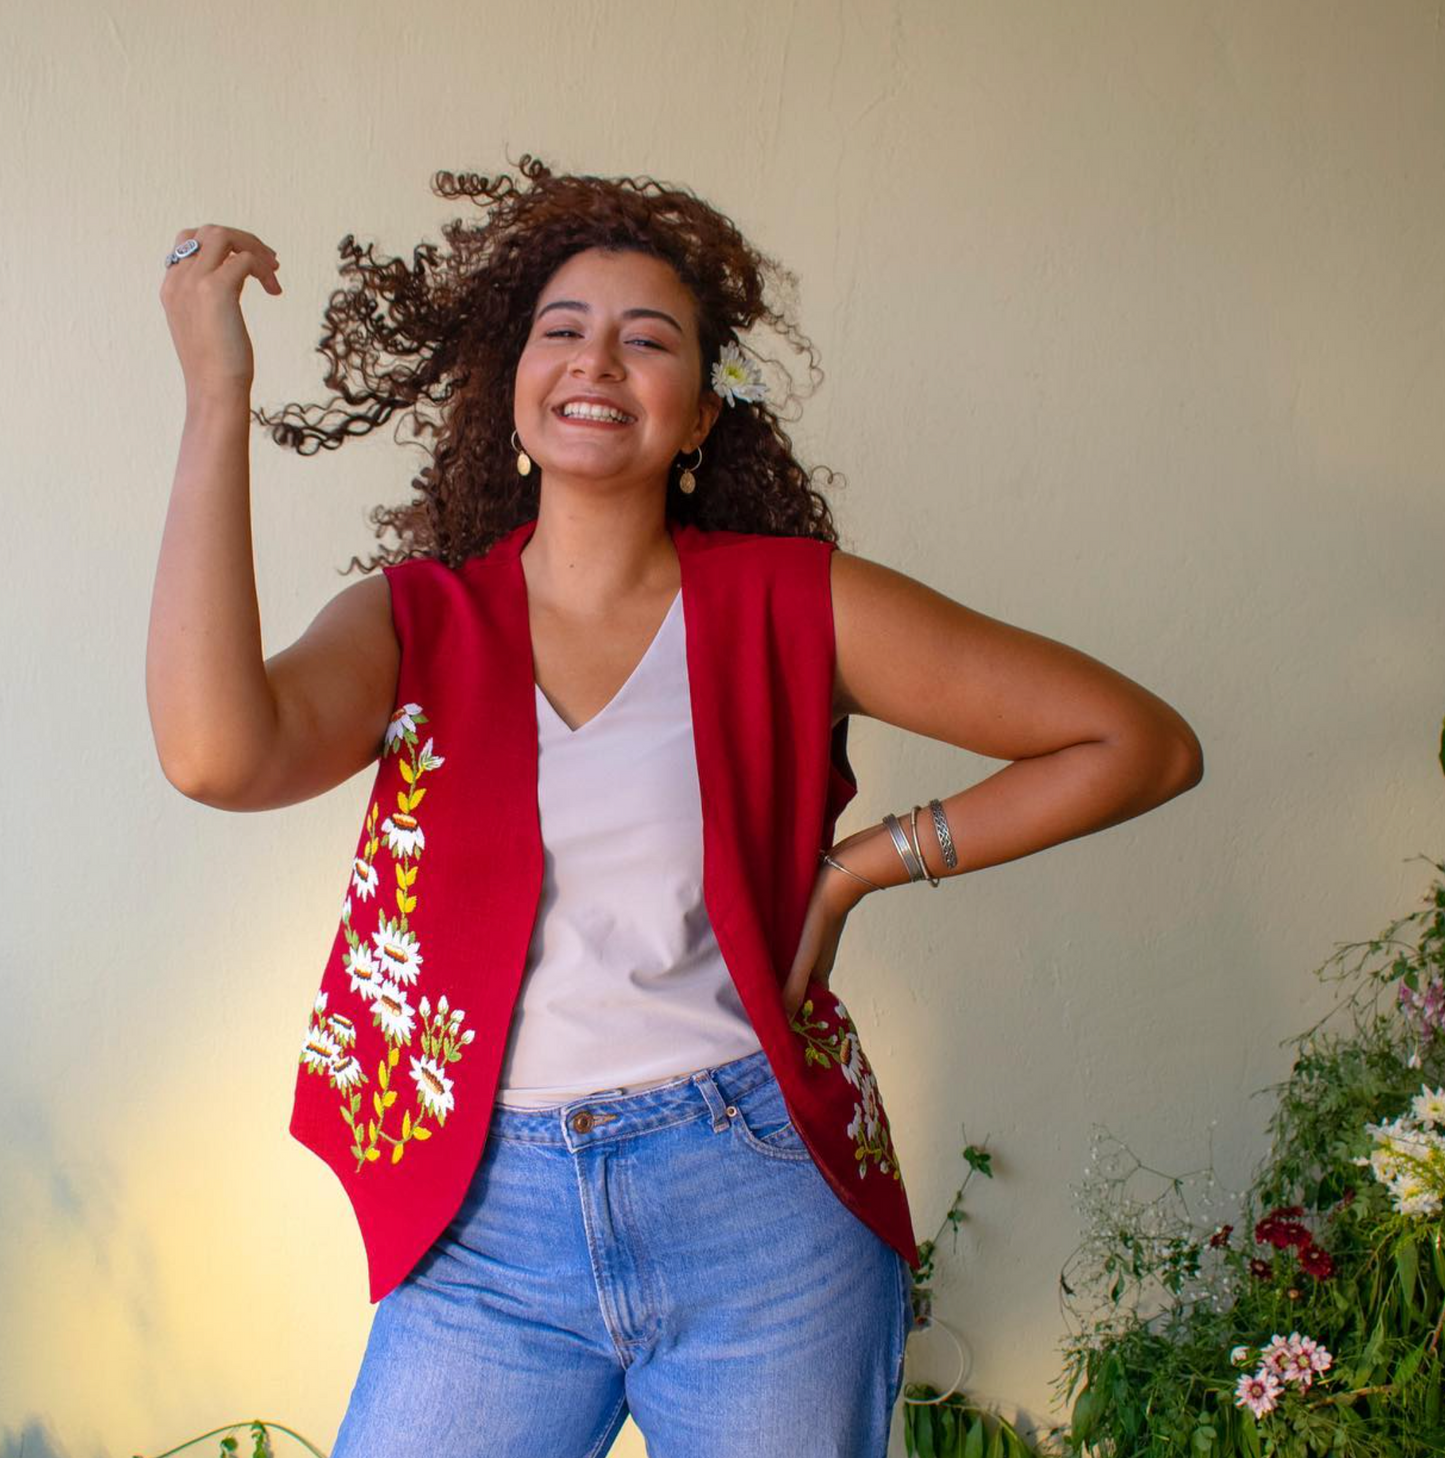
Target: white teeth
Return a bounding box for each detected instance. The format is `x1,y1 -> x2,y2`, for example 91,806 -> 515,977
560,402 -> 632,423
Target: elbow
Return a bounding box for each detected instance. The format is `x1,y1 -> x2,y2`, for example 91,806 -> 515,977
1107,717 -> 1204,808
154,746 -> 253,810
1165,726 -> 1205,796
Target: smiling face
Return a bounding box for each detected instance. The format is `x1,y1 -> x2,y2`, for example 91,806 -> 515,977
513,246 -> 722,490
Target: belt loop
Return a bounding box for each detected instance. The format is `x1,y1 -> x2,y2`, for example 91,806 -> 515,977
692,1068 -> 733,1131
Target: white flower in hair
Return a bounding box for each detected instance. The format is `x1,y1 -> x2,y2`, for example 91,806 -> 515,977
711,341 -> 767,406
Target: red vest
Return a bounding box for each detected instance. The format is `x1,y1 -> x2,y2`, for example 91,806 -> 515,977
290,513 -> 920,1301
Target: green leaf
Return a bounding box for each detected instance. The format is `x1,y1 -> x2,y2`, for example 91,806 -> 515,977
1240,1413 -> 1261,1458
938,1405 -> 957,1455
916,1404 -> 936,1458
962,1417 -> 984,1458
1070,1387 -> 1098,1441
1395,1336 -> 1430,1388
1397,1234 -> 1420,1315
985,1421 -> 1004,1458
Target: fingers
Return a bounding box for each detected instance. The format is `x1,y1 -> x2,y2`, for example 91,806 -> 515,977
165,224 -> 281,291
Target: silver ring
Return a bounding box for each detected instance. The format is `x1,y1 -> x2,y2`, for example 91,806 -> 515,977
164,239 -> 200,269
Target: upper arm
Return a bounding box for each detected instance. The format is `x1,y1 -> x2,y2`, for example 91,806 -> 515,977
829,549 -> 1203,773
231,572 -> 399,811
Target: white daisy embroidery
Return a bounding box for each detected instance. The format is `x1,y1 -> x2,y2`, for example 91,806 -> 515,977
409,1054 -> 456,1122
791,989 -> 901,1182
385,703 -> 423,750
351,858 -> 379,901
301,1026 -> 339,1073
381,810 -> 425,860
300,705 -> 471,1172
371,914 -> 424,985
344,943 -> 383,1002
330,1053 -> 365,1090
372,979 -> 416,1044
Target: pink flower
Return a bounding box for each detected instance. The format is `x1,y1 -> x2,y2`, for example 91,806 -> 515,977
1235,1368 -> 1282,1418
1282,1349 -> 1317,1388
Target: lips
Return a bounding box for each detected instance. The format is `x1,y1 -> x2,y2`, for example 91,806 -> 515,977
553,396 -> 636,424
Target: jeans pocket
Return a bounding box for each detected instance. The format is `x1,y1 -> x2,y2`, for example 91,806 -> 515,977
727,1072 -> 813,1163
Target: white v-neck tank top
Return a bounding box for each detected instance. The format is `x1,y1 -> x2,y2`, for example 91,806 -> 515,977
494,589 -> 764,1108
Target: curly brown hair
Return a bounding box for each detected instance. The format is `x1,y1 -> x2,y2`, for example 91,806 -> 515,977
253,155 -> 845,575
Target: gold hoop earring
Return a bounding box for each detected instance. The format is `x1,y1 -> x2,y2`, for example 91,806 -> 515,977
510,429 -> 532,477
677,446 -> 703,495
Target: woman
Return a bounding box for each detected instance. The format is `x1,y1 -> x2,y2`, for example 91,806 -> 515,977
150,157 -> 1203,1457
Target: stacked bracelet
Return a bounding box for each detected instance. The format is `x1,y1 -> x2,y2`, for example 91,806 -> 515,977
818,797 -> 959,892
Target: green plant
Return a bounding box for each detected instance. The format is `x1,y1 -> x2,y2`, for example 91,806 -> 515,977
1053,857 -> 1445,1456
134,1418 -> 326,1458
903,1137 -> 1057,1455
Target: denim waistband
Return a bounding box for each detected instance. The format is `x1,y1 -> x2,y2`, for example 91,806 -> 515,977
488,1045 -> 777,1149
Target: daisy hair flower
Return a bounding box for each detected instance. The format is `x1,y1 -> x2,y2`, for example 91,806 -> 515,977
710,341 -> 767,407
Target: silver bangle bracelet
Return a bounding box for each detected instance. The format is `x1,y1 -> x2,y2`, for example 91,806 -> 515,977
929,797 -> 958,870
818,850 -> 885,892
882,814 -> 926,882
909,805 -> 941,887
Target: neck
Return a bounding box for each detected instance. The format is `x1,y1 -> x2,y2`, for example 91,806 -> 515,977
519,485 -> 679,616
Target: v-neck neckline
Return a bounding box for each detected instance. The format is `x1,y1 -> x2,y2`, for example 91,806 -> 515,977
534,587 -> 682,737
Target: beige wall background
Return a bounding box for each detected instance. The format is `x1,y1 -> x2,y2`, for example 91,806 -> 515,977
4,1 -> 1442,1454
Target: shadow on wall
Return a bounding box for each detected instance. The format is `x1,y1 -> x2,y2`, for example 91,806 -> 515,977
0,1419 -> 84,1458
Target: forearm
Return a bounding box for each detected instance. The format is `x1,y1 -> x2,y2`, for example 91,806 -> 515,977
145,389 -> 279,800
824,733 -> 1198,908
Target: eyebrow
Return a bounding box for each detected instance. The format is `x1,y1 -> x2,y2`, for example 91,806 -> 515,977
534,299 -> 685,335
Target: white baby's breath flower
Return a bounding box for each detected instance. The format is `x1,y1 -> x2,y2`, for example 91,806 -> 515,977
710,341 -> 767,406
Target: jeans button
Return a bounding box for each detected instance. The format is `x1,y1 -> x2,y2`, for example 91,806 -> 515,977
570,1110 -> 595,1133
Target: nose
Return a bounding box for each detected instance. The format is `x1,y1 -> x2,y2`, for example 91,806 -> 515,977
568,329 -> 624,380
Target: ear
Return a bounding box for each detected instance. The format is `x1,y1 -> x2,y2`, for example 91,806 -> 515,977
687,389 -> 724,451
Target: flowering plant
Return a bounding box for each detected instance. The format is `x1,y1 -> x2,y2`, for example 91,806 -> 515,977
710,340 -> 767,406
1354,1084 -> 1445,1217
1050,855 -> 1445,1455
1232,1331 -> 1334,1419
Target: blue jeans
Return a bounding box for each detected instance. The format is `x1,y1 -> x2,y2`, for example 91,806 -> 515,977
330,1046 -> 913,1457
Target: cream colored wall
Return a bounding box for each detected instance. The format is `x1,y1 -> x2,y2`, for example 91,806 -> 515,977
4,2 -> 1442,1454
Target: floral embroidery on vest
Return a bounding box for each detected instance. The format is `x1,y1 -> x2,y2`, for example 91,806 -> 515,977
789,992 -> 901,1182
298,702 -> 476,1171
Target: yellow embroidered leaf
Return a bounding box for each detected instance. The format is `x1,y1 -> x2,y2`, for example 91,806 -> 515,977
391,1141 -> 404,1164
373,1092 -> 384,1118
388,1046 -> 400,1068
376,1058 -> 387,1083
395,888 -> 407,915
403,865 -> 418,888
383,1090 -> 397,1108
394,864 -> 408,890
396,790 -> 410,814
413,1125 -> 431,1140
379,1061 -> 389,1091
365,1147 -> 380,1161
403,1111 -> 412,1139
399,759 -> 416,785
409,786 -> 427,810
367,1119 -> 376,1143
403,895 -> 417,914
